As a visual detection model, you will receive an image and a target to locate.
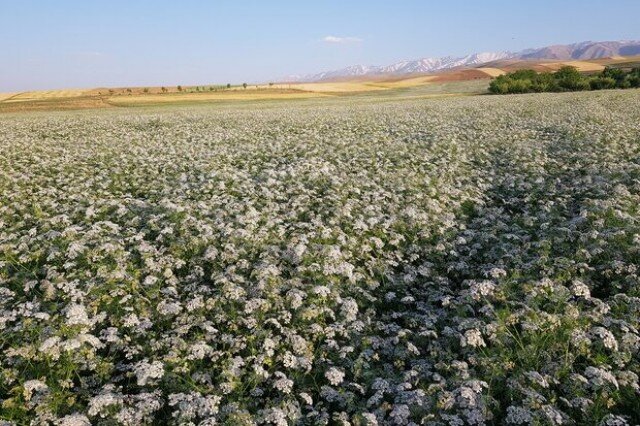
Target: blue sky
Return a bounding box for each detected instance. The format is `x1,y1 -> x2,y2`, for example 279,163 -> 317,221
1,0 -> 639,91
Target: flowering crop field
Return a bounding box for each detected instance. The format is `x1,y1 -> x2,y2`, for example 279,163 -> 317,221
1,90 -> 640,425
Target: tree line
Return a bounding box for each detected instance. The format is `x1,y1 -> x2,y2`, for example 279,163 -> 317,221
489,66 -> 640,94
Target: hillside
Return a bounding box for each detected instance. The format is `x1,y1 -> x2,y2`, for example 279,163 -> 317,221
294,40 -> 640,82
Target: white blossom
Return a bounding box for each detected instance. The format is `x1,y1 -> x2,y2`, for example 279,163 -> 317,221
325,367 -> 345,386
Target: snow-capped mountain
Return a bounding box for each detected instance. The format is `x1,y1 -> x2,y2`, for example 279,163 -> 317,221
309,65 -> 384,82
288,40 -> 640,82
299,52 -> 511,82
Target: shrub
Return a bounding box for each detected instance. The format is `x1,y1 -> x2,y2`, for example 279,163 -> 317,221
508,69 -> 538,81
556,67 -> 590,91
509,79 -> 534,93
589,77 -> 617,90
602,66 -> 627,83
618,78 -> 632,89
488,80 -> 509,94
490,65 -> 640,95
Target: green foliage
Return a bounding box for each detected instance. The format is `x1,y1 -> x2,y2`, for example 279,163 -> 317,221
602,66 -> 627,82
554,65 -> 582,80
490,65 -> 640,95
590,77 -> 617,90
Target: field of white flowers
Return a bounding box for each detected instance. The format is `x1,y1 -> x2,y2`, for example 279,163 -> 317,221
1,90 -> 640,425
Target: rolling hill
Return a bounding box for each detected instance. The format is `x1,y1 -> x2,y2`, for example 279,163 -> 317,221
292,40 -> 640,82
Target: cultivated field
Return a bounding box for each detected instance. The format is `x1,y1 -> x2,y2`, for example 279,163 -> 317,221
2,56 -> 638,114
1,90 -> 640,425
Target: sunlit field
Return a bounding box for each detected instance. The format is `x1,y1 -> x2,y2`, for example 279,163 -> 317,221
1,90 -> 640,425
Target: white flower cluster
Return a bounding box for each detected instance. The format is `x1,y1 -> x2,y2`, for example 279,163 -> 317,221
1,90 -> 639,424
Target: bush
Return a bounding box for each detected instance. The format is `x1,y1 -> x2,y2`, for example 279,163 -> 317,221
602,66 -> 627,82
509,79 -> 534,93
556,67 -> 590,91
589,77 -> 617,90
490,65 -> 640,95
489,78 -> 510,94
554,66 -> 582,80
508,69 -> 538,81
560,78 -> 591,91
618,79 -> 632,89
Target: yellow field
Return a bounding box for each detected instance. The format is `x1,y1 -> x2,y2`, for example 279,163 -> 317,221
371,75 -> 438,88
7,89 -> 92,102
268,82 -> 386,93
107,90 -> 330,105
561,61 -> 606,72
0,92 -> 18,102
536,60 -> 605,73
264,75 -> 440,93
477,67 -> 506,77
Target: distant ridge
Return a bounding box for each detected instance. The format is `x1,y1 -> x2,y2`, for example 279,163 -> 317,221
288,40 -> 640,82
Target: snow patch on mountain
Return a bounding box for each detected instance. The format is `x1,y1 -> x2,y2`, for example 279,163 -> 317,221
285,40 -> 640,82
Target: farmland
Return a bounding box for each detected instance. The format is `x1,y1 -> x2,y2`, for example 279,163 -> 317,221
1,89 -> 640,425
2,55 -> 639,114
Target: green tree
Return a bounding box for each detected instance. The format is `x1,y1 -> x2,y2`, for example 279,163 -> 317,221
490,65 -> 639,95
629,69 -> 640,88
508,69 -> 538,81
554,66 -> 581,80
555,66 -> 589,91
602,66 -> 626,82
589,77 -> 617,90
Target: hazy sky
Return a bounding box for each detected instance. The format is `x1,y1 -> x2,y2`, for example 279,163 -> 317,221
1,0 -> 639,91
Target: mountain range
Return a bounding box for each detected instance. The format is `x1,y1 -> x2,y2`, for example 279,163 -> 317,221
289,40 -> 640,82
